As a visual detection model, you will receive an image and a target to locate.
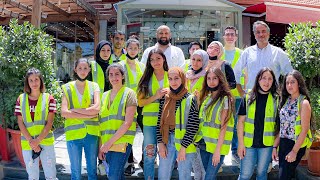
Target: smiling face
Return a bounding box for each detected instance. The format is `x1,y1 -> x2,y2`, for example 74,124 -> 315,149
254,24 -> 270,45
168,70 -> 182,90
100,44 -> 111,60
126,42 -> 139,58
207,43 -> 220,57
108,67 -> 124,87
258,71 -> 274,92
191,54 -> 203,71
74,61 -> 90,79
286,75 -> 299,96
223,28 -> 237,46
206,71 -> 219,88
156,27 -> 171,45
150,53 -> 164,70
28,74 -> 41,92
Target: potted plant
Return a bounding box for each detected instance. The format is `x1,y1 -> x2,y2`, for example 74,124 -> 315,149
284,21 -> 320,176
0,19 -> 63,166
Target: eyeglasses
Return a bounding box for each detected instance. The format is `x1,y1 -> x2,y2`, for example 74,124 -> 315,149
224,33 -> 236,37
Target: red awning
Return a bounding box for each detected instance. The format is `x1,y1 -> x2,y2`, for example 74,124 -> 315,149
244,3 -> 266,14
265,2 -> 320,25
242,1 -> 320,25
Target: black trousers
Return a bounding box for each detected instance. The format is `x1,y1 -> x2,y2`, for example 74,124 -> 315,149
279,138 -> 306,180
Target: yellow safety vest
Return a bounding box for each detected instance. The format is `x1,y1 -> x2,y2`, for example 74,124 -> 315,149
292,95 -> 312,148
62,81 -> 100,141
187,76 -> 204,93
244,93 -> 277,147
90,61 -> 105,93
221,48 -> 243,98
175,95 -> 197,153
20,93 -> 54,150
142,72 -> 169,126
110,54 -> 126,64
198,95 -> 234,155
100,87 -> 137,145
184,59 -> 190,72
120,60 -> 145,92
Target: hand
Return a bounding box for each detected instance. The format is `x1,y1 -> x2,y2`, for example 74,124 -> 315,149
176,147 -> 186,162
272,148 -> 278,161
285,150 -> 297,163
98,150 -> 105,160
238,144 -> 246,160
158,143 -> 167,159
33,145 -> 42,153
156,89 -> 167,99
100,141 -> 112,154
29,138 -> 40,150
212,152 -> 221,166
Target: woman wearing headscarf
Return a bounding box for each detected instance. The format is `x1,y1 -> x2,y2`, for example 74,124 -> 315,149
156,67 -> 200,180
88,40 -> 113,93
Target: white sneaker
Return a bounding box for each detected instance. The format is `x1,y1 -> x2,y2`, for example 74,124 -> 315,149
98,163 -> 106,175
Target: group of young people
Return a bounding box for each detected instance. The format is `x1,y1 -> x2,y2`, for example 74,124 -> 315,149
15,21 -> 313,180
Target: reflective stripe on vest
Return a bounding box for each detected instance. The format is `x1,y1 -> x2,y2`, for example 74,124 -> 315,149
122,60 -> 145,91
20,93 -> 54,150
142,72 -> 169,126
62,81 -> 99,141
174,95 -> 197,153
294,95 -> 312,148
90,61 -> 105,93
110,54 -> 126,64
198,96 -> 234,155
187,76 -> 204,93
100,87 -> 137,145
244,93 -> 277,147
221,48 -> 244,97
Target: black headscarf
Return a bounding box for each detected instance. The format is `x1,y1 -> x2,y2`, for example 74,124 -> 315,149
91,40 -> 113,92
95,40 -> 113,71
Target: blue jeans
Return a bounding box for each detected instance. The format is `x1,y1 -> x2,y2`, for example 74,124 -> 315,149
200,149 -> 225,180
67,134 -> 98,180
231,98 -> 242,154
238,147 -> 273,180
22,145 -> 57,180
158,133 -> 195,180
143,125 -> 157,180
105,143 -> 132,180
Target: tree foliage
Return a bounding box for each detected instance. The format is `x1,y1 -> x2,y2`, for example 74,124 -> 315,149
0,19 -> 63,130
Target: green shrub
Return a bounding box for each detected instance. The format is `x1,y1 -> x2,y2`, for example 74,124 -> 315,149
284,21 -> 320,88
0,19 -> 63,130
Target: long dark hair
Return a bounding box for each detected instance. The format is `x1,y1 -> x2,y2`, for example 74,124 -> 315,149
199,67 -> 234,126
137,48 -> 169,97
248,67 -> 279,106
280,70 -> 314,128
24,68 -> 46,94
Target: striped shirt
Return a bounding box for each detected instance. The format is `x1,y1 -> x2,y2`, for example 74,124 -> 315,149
156,93 -> 200,148
15,95 -> 56,121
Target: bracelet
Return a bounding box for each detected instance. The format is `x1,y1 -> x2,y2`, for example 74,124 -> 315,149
273,146 -> 277,149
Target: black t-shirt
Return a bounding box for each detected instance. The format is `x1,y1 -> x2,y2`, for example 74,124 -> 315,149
238,92 -> 269,148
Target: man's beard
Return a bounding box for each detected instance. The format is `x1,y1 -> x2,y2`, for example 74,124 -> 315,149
157,38 -> 170,45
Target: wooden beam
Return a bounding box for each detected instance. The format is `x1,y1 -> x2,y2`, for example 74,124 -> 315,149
42,0 -> 71,17
0,7 -> 25,19
71,0 -> 97,15
4,0 -> 47,18
31,0 -> 42,27
94,19 -> 99,55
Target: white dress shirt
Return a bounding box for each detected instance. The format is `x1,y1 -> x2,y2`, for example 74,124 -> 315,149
234,43 -> 293,90
141,43 -> 185,68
